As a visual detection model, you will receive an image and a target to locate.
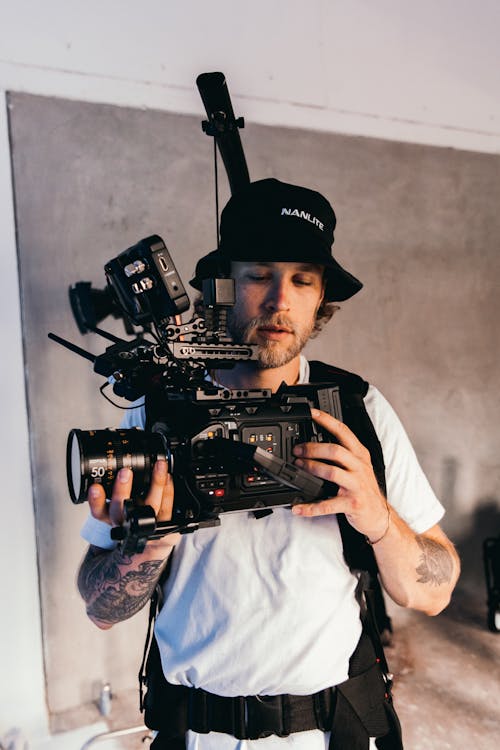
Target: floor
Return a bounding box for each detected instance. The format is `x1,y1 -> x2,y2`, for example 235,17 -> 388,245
385,585 -> 500,748
27,583 -> 500,750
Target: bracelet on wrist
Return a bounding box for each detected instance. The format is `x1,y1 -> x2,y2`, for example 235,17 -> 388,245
365,505 -> 391,546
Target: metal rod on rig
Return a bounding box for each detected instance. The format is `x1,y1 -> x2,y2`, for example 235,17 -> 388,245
48,332 -> 96,363
197,72 -> 250,196
85,325 -> 126,344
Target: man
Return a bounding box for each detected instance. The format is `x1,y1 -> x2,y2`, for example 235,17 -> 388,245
78,179 -> 460,749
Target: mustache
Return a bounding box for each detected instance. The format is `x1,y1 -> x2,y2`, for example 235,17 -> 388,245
244,314 -> 297,335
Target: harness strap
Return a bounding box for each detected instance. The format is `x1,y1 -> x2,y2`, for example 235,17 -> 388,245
144,631 -> 401,749
187,688 -> 332,739
139,555 -> 173,712
150,738 -> 184,750
146,676 -> 387,745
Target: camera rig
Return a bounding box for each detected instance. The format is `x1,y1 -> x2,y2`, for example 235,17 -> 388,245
50,73 -> 341,554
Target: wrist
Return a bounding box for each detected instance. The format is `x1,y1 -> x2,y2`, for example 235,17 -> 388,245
114,535 -> 177,562
365,504 -> 391,546
142,534 -> 179,553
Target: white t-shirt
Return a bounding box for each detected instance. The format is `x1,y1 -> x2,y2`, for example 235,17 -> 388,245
81,357 -> 444,750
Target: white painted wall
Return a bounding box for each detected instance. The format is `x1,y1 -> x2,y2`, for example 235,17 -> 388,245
2,0 -> 500,153
1,0 -> 499,742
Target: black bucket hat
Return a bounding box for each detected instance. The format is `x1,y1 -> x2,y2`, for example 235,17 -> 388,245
190,178 -> 362,302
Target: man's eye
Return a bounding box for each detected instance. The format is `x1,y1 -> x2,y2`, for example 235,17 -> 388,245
248,274 -> 268,282
294,278 -> 313,286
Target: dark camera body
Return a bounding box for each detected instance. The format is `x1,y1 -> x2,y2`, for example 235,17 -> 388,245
160,382 -> 342,520
68,382 -> 342,531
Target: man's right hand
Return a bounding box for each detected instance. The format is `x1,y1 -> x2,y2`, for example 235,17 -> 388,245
78,460 -> 179,628
87,459 -> 179,543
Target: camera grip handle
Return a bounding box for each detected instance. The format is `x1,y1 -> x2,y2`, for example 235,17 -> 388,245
111,501 -> 157,555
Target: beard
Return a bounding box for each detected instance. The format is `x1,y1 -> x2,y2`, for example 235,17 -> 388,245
227,310 -> 316,369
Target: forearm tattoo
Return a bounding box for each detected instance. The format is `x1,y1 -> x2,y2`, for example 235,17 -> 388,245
415,536 -> 454,586
78,546 -> 166,624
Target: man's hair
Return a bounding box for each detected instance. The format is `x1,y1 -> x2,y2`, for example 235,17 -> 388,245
311,300 -> 340,337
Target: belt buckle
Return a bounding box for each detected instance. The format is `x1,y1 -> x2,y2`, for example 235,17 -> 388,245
244,694 -> 288,740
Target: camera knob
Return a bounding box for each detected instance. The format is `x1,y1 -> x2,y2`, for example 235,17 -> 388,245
132,277 -> 154,294
124,259 -> 146,277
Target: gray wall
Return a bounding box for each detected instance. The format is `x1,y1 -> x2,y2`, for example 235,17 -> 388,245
9,93 -> 500,719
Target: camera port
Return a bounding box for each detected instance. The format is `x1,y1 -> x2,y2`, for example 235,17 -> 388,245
158,255 -> 169,273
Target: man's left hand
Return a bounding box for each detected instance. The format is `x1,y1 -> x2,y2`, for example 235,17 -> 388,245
292,408 -> 389,541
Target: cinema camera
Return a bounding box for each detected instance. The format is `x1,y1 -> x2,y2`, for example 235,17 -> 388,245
49,74 -> 341,554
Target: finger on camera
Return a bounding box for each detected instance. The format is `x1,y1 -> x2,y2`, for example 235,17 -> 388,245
109,467 -> 133,525
292,496 -> 344,517
294,458 -> 354,491
293,440 -> 353,468
311,409 -> 365,455
144,460 -> 169,514
87,483 -> 108,522
157,474 -> 175,522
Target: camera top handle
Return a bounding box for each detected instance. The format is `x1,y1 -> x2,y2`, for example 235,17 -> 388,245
197,72 -> 250,196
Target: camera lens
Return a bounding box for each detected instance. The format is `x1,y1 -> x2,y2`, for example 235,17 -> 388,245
66,428 -> 169,504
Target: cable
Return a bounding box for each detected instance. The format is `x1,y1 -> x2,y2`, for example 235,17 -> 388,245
99,382 -> 145,410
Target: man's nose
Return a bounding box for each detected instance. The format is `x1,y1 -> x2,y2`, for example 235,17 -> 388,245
265,279 -> 291,312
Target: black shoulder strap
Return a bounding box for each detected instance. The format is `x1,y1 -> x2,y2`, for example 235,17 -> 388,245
309,361 -> 385,488
309,361 -> 385,566
309,361 -> 392,637
139,553 -> 173,712
309,360 -> 370,394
